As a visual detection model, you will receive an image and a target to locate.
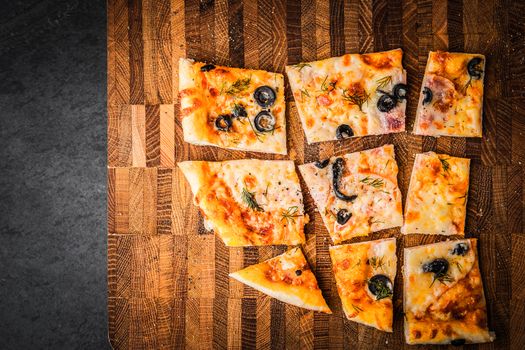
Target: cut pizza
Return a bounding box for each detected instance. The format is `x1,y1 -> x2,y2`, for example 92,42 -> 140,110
402,152 -> 470,235
299,144 -> 403,244
178,159 -> 307,246
404,239 -> 495,345
286,49 -> 406,143
179,58 -> 287,154
414,51 -> 485,137
329,238 -> 397,332
230,247 -> 331,313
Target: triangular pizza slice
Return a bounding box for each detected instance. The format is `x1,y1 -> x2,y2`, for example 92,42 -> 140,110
230,247 -> 331,313
329,238 -> 397,332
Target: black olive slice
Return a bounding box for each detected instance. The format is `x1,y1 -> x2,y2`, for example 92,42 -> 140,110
422,87 -> 433,105
295,270 -> 302,276
254,111 -> 276,132
336,209 -> 352,225
467,57 -> 483,79
393,83 -> 408,100
253,86 -> 276,107
377,94 -> 397,112
200,64 -> 216,72
332,158 -> 358,202
215,114 -> 232,131
451,339 -> 466,346
232,104 -> 247,118
422,258 -> 449,275
314,159 -> 330,169
451,242 -> 469,256
368,274 -> 393,299
336,124 -> 354,139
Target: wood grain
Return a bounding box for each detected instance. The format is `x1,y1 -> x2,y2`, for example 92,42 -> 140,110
107,0 -> 524,348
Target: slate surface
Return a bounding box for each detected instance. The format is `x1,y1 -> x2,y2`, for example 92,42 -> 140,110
0,1 -> 108,348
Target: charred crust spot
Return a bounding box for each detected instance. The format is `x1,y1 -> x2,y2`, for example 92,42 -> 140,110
414,330 -> 422,339
362,54 -> 393,69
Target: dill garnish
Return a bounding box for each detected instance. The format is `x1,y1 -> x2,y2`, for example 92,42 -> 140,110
367,278 -> 393,300
351,304 -> 363,313
225,77 -> 251,95
382,159 -> 391,172
360,176 -> 385,189
439,157 -> 450,174
293,62 -> 311,71
320,76 -> 337,92
241,186 -> 264,212
455,261 -> 463,272
369,256 -> 385,270
341,88 -> 370,111
263,183 -> 269,197
300,89 -> 310,98
280,206 -> 302,224
376,75 -> 392,90
430,272 -> 454,287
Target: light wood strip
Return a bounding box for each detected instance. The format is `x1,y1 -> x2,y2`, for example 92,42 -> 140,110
159,104 -> 175,167
114,168 -> 130,234
128,167 -> 144,235
131,105 -> 146,167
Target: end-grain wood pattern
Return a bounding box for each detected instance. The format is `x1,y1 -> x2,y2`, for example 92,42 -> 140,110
107,0 -> 525,349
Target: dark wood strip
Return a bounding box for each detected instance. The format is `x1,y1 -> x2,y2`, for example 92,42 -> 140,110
272,0 -> 288,72
145,104 -> 160,167
371,0 -> 388,50
270,298 -> 286,349
228,0 -> 244,68
129,0 -> 145,104
242,247 -> 259,297
214,235 -> 229,349
241,298 -> 257,350
358,0 -> 374,52
329,0 -> 345,56
511,234 -> 525,350
447,0 -> 464,51
199,0 -> 216,62
185,0 -> 202,59
258,0 -> 274,71
108,297 -> 130,349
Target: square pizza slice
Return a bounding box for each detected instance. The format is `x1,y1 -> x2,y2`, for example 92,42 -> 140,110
179,58 -> 287,154
414,51 -> 485,137
404,239 -> 495,345
329,238 -> 397,332
402,152 -> 470,235
230,247 -> 331,313
178,159 -> 307,246
286,49 -> 406,144
299,144 -> 403,244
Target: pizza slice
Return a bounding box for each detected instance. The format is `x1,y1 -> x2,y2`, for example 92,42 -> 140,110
299,144 -> 403,244
402,152 -> 470,235
404,239 -> 495,345
179,58 -> 287,154
230,247 -> 331,313
178,159 -> 307,246
329,238 -> 397,332
286,49 -> 406,143
414,51 -> 485,137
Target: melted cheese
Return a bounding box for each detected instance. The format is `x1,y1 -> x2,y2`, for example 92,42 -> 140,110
179,58 -> 287,154
414,51 -> 485,137
403,239 -> 494,345
286,49 -> 406,143
178,160 -> 307,246
230,247 -> 331,313
402,152 -> 470,235
329,238 -> 397,332
299,144 -> 403,244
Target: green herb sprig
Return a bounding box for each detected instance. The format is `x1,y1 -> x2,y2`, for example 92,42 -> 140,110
280,206 -> 302,224
376,75 -> 392,90
360,176 -> 385,189
241,186 -> 264,212
367,278 -> 393,300
225,77 -> 251,95
293,62 -> 311,71
341,88 -> 370,111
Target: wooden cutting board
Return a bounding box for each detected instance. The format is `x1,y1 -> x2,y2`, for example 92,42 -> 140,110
107,0 -> 525,348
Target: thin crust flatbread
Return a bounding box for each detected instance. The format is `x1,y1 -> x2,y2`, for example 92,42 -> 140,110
178,159 -> 307,246
402,152 -> 470,235
404,239 -> 495,345
179,58 -> 287,154
230,247 -> 331,313
299,145 -> 403,244
330,238 -> 397,332
286,49 -> 406,143
414,51 -> 485,137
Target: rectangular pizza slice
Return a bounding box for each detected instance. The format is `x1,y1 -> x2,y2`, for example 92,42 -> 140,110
299,144 -> 403,244
404,239 -> 495,345
179,58 -> 287,154
230,247 -> 331,313
329,238 -> 397,332
178,159 -> 307,246
402,152 -> 470,235
286,49 -> 406,144
414,51 -> 485,137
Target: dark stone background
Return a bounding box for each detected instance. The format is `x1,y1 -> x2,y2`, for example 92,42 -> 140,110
0,1 -> 109,348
